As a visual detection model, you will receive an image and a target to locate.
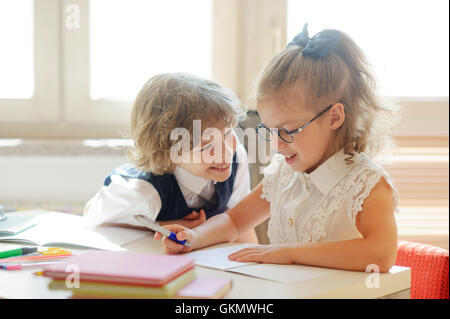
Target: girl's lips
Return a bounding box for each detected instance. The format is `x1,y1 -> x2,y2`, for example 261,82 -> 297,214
285,154 -> 297,164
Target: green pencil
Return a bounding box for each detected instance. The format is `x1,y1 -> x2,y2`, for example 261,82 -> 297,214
0,247 -> 38,259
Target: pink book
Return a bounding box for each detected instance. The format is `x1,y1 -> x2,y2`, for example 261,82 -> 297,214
176,277 -> 232,299
43,251 -> 195,287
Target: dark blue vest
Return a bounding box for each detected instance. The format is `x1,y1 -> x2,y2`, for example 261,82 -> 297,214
104,153 -> 239,221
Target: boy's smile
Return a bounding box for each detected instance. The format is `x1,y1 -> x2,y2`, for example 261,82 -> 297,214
209,163 -> 231,172
177,126 -> 237,183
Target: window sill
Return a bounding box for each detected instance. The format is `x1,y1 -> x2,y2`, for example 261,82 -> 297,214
0,138 -> 130,156
398,232 -> 449,250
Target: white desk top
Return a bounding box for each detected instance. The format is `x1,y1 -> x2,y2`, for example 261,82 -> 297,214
0,237 -> 410,299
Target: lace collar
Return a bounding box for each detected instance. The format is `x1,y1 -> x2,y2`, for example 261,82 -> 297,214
305,149 -> 358,196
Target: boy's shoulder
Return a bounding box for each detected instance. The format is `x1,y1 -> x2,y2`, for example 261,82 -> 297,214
104,163 -> 172,187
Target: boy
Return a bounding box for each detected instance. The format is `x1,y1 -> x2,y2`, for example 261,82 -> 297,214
84,73 -> 258,243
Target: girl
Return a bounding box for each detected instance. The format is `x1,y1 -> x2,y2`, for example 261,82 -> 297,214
156,24 -> 399,272
84,73 -> 258,243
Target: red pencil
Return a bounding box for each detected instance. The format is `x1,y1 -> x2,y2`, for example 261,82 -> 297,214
1,261 -> 62,270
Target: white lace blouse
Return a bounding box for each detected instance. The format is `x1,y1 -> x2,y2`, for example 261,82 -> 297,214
261,150 -> 399,244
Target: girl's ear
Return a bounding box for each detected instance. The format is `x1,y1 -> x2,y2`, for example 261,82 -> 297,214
329,103 -> 345,130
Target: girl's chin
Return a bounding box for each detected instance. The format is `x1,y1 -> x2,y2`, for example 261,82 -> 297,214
286,158 -> 309,173
285,154 -> 297,165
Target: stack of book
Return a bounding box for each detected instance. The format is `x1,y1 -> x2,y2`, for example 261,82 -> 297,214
42,251 -> 231,299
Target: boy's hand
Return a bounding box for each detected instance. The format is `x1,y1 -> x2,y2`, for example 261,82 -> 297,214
154,224 -> 197,254
158,209 -> 206,229
180,209 -> 206,228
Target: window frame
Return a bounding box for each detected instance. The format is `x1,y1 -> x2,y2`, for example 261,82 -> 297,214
62,0 -> 140,125
0,0 -> 448,139
0,0 -> 60,123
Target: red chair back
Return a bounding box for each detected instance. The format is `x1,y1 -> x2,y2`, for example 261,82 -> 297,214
395,240 -> 449,299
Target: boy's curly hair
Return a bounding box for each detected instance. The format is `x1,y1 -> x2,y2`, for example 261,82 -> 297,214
128,73 -> 245,175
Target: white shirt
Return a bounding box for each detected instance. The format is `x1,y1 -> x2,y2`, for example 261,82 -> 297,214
84,143 -> 250,227
261,150 -> 399,244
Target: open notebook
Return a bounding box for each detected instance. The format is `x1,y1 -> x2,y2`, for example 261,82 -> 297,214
185,243 -> 341,283
185,243 -> 259,271
186,243 -> 410,284
0,211 -> 43,236
0,210 -> 149,251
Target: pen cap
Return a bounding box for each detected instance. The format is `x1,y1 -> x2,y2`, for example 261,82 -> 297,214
133,214 -> 171,237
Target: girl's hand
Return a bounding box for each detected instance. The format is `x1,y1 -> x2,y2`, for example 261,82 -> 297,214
228,244 -> 295,264
154,224 -> 198,254
158,210 -> 206,229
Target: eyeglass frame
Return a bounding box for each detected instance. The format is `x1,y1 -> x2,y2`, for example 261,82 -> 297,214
255,103 -> 334,143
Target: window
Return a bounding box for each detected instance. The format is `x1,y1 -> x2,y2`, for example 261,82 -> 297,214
0,0 -> 448,136
64,0 -> 213,124
0,0 -> 34,99
0,0 -> 215,134
89,0 -> 212,101
0,0 -> 59,123
287,0 -> 449,97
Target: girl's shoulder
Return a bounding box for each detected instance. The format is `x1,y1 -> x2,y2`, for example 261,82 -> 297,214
348,152 -> 396,187
342,152 -> 399,213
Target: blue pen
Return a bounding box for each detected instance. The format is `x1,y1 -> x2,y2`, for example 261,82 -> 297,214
133,214 -> 191,247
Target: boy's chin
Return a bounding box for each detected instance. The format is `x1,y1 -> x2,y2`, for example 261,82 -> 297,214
206,167 -> 232,182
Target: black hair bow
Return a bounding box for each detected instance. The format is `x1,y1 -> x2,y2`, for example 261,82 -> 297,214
287,23 -> 341,58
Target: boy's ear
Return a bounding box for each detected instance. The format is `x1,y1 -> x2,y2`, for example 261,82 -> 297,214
329,103 -> 345,130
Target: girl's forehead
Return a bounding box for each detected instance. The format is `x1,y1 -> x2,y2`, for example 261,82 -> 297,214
257,97 -> 313,128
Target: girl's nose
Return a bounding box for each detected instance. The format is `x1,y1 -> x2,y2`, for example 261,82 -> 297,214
271,135 -> 287,151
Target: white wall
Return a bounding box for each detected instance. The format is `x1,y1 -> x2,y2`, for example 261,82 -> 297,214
0,155 -> 126,209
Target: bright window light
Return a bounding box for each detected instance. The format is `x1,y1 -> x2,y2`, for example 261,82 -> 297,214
0,0 -> 34,99
287,0 -> 449,97
89,0 -> 212,101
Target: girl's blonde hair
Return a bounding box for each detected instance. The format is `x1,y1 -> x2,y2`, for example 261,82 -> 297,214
128,73 -> 244,175
257,28 -> 398,162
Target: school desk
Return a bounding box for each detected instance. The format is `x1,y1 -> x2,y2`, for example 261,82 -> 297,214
0,237 -> 410,299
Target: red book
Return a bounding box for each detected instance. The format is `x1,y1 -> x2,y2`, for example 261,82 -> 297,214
43,251 -> 195,287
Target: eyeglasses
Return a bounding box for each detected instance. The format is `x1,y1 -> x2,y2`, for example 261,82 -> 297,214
256,104 -> 333,143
